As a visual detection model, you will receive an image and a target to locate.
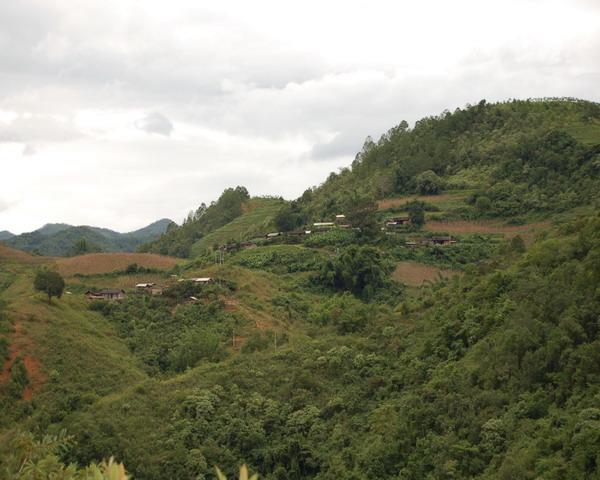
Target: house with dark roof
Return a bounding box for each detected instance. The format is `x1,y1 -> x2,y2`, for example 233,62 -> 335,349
85,289 -> 125,300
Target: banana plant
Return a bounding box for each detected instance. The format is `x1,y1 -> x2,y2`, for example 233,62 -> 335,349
215,465 -> 258,480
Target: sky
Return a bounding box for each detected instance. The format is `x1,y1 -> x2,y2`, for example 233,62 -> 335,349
1,0 -> 599,234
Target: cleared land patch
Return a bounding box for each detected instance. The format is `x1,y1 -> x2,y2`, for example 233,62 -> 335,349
392,261 -> 460,286
423,220 -> 550,237
378,192 -> 468,210
0,244 -> 47,265
55,252 -> 181,276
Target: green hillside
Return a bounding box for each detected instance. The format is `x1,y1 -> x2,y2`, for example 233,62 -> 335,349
189,198 -> 282,256
2,99 -> 600,479
295,98 -> 600,222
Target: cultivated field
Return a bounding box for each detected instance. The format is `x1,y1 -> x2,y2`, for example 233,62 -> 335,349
55,252 -> 181,276
190,198 -> 281,256
423,220 -> 551,237
378,192 -> 468,210
392,261 -> 459,287
0,244 -> 47,265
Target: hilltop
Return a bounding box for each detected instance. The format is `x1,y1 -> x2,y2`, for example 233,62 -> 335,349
1,98 -> 600,479
3,218 -> 175,257
0,231 -> 15,241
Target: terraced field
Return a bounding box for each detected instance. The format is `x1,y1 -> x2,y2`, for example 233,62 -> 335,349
55,252 -> 182,276
190,198 -> 282,256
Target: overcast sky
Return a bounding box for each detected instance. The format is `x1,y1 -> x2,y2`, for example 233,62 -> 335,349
1,0 -> 599,233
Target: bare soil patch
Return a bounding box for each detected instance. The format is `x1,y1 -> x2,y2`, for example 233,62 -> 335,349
378,193 -> 466,210
423,220 -> 551,237
0,322 -> 47,400
392,261 -> 460,287
56,252 -> 181,276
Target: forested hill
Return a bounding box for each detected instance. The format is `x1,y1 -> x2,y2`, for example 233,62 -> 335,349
3,218 -> 174,256
295,98 -> 600,221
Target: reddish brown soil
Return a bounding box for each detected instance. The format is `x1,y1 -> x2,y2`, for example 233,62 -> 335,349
0,322 -> 47,400
378,194 -> 465,210
224,298 -> 239,312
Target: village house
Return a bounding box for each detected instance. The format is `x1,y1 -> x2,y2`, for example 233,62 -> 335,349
313,222 -> 335,231
385,216 -> 411,228
334,214 -> 351,228
178,277 -> 212,284
135,282 -> 162,296
428,235 -> 456,246
286,229 -> 311,237
85,289 -> 125,301
265,232 -> 281,238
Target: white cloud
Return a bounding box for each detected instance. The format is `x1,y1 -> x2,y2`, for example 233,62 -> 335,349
0,0 -> 599,233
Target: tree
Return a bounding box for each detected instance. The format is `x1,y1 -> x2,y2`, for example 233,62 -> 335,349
34,269 -> 65,304
343,191 -> 378,238
274,203 -> 305,232
415,170 -> 443,194
475,195 -> 492,213
406,201 -> 426,229
315,245 -> 392,299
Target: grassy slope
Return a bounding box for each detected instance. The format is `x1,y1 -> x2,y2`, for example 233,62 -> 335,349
190,198 -> 282,256
0,249 -> 147,429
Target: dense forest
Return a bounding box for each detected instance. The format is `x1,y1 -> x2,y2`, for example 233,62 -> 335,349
1,98 -> 600,479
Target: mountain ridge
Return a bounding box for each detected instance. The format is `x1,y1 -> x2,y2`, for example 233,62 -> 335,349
2,218 -> 175,256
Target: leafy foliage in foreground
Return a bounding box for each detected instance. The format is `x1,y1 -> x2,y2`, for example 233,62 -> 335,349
0,430 -> 129,480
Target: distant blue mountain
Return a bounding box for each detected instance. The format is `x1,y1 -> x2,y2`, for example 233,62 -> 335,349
3,219 -> 175,256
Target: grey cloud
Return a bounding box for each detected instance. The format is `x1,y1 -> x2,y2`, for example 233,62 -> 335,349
310,131 -> 365,160
135,112 -> 173,136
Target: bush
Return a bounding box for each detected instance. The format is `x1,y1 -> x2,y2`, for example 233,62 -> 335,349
314,245 -> 393,299
416,170 -> 443,194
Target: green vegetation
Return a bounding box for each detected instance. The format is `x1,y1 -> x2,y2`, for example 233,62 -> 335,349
89,287 -> 241,375
33,268 -> 65,304
297,98 -> 600,222
1,99 -> 600,479
190,198 -> 283,256
0,430 -> 129,479
140,186 -> 254,257
231,245 -> 325,273
314,245 -> 395,300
